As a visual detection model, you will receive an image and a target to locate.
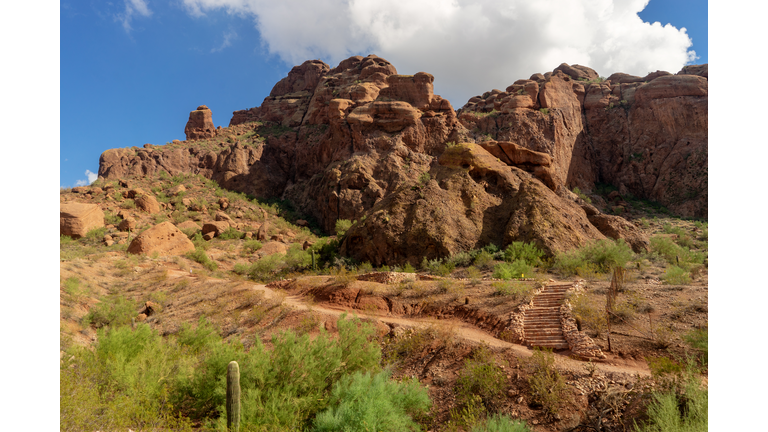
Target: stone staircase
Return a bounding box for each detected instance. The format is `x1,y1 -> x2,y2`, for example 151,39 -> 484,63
523,283 -> 572,350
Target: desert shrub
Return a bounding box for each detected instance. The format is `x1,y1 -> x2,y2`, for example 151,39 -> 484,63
247,253 -> 286,281
492,281 -> 533,302
649,236 -> 705,270
455,346 -> 507,410
683,328 -> 708,366
189,232 -> 210,251
503,242 -> 544,266
570,294 -> 607,336
335,218 -> 354,237
466,266 -> 482,284
525,349 -> 568,417
662,265 -> 691,285
104,210 -> 122,225
572,187 -> 592,204
121,199 -> 136,209
242,239 -> 263,254
285,243 -> 312,271
62,277 -> 85,302
636,371 -> 707,432
187,248 -> 218,272
492,260 -> 531,280
312,370 -> 431,432
470,414 -> 532,432
61,325 -> 193,432
555,239 -> 633,276
403,262 -> 416,273
358,261 -> 374,273
83,295 -> 137,329
473,251 -> 494,271
447,251 -> 473,267
217,227 -> 243,240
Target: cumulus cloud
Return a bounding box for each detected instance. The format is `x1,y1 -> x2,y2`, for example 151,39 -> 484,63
181,0 -> 696,105
75,170 -> 99,187
211,29 -> 238,53
118,0 -> 153,32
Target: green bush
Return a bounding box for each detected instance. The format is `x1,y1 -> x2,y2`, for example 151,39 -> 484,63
492,260 -> 531,279
503,242 -> 544,266
572,187 -> 592,204
455,346 -> 506,409
285,243 -> 312,271
525,349 -> 568,417
83,295 -> 137,328
447,251 -> 473,267
635,372 -> 707,432
473,250 -> 495,270
492,281 -> 532,302
242,239 -> 263,254
247,253 -> 286,281
335,219 -> 354,237
187,248 -> 218,272
662,265 -> 691,285
217,227 -> 243,240
683,328 -> 708,366
555,239 -> 634,276
471,414 -> 532,432
312,371 -> 431,432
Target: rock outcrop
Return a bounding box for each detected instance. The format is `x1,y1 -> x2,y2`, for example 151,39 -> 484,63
126,221 -> 195,256
60,203 -> 104,238
98,56 -> 708,264
458,63 -> 708,218
185,105 -> 216,140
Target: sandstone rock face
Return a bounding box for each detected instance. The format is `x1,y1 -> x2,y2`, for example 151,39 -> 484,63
586,214 -> 650,253
458,63 -> 708,218
127,221 -> 195,256
340,143 -> 606,266
60,203 -> 104,238
185,105 -> 216,140
99,58 -> 708,265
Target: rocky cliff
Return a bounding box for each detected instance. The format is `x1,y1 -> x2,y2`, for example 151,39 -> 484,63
98,55 -> 706,264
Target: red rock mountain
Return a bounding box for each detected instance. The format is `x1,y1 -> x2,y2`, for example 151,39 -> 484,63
98,55 -> 707,264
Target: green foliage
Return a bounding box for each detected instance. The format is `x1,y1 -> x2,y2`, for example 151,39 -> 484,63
284,243 -> 312,271
312,371 -> 431,432
242,239 -> 263,254
649,236 -> 705,271
555,239 -> 634,276
569,294 -> 607,336
62,277 -> 85,301
455,346 -> 506,409
246,253 -> 286,282
218,227 -> 243,240
187,247 -> 218,272
418,171 -> 431,185
104,210 -> 122,226
60,325 -> 194,432
402,262 -> 416,273
492,260 -> 531,279
503,242 -> 544,266
335,219 -> 354,237
473,250 -> 495,269
83,295 -> 137,329
539,108 -> 549,115
662,265 -> 691,285
683,329 -> 708,366
470,414 -> 533,432
491,281 -> 532,302
525,349 -> 568,417
121,199 -> 136,209
635,372 -> 707,432
572,187 -> 592,204
647,356 -> 683,377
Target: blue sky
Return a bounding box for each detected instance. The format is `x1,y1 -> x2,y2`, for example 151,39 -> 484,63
59,0 -> 709,189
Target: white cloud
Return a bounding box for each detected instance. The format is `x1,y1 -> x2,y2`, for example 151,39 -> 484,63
180,0 -> 696,105
118,0 -> 153,32
211,29 -> 238,53
75,170 -> 99,187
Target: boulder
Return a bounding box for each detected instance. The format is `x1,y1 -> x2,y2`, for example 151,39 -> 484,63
257,241 -> 289,257
184,105 -> 216,140
167,184 -> 187,196
127,221 -> 195,256
60,203 -> 104,238
553,63 -> 599,81
135,194 -> 160,214
257,221 -> 269,241
202,221 -> 230,237
634,75 -> 708,103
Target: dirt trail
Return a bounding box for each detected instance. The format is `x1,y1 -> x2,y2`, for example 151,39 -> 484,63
250,283 -> 651,377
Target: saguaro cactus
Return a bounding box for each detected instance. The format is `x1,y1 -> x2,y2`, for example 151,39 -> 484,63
227,361 -> 241,432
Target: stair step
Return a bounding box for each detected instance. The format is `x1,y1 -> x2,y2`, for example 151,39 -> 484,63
528,343 -> 570,350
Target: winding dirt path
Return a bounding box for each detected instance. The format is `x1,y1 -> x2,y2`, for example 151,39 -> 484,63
249,283 -> 651,377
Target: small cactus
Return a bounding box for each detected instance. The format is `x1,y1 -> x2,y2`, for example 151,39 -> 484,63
227,361 -> 241,432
